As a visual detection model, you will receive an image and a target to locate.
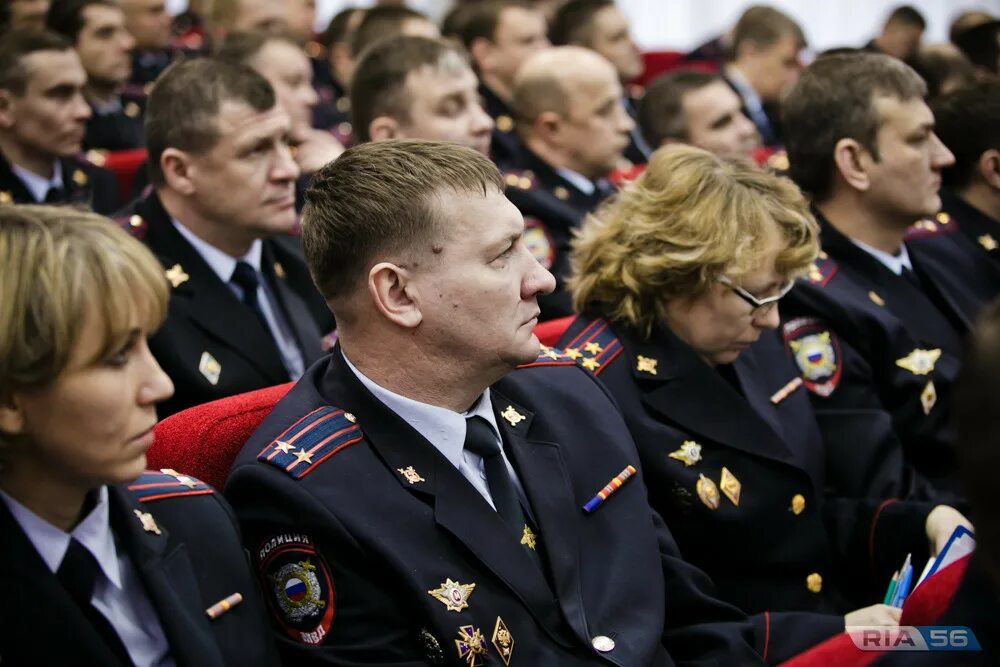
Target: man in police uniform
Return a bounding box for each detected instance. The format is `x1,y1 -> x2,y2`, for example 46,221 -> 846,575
931,81 -> 1000,268
47,0 -> 147,152
781,52 -> 1000,498
458,0 -> 550,167
0,30 -> 119,213
118,58 -> 329,417
504,46 -> 633,320
549,0 -> 650,166
226,139 -> 761,666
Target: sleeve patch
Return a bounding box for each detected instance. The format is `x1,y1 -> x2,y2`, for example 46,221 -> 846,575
257,534 -> 335,645
782,317 -> 842,397
257,406 -> 363,479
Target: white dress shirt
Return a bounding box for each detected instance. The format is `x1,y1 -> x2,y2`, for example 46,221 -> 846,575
11,160 -> 63,203
555,166 -> 595,196
0,487 -> 174,667
342,352 -> 529,510
851,238 -> 914,275
172,220 -> 305,379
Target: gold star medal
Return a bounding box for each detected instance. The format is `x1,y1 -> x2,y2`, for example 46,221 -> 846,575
134,509 -> 161,535
720,467 -> 741,506
668,441 -> 702,467
520,525 -> 537,550
428,578 -> 475,612
492,617 -> 514,666
696,474 -> 720,510
165,263 -> 189,288
896,348 -> 942,376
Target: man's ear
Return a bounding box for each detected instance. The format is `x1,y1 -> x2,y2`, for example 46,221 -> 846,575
977,148 -> 1000,191
160,147 -> 197,196
832,137 -> 872,193
368,261 -> 422,329
0,394 -> 26,438
532,110 -> 563,145
0,90 -> 15,130
368,116 -> 402,142
469,37 -> 495,72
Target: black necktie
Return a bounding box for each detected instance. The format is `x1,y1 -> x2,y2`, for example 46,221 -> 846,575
463,417 -> 527,532
901,265 -> 923,290
43,186 -> 66,203
231,261 -> 276,342
57,538 -> 134,666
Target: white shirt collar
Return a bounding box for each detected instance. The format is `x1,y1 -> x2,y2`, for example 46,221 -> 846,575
11,160 -> 63,203
171,218 -> 263,283
0,486 -> 122,589
725,65 -> 765,115
340,351 -> 501,472
555,167 -> 595,196
850,238 -> 914,275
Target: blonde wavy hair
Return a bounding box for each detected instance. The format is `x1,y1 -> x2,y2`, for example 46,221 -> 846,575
569,145 -> 818,338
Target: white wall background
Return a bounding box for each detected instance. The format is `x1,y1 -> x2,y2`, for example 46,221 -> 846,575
165,0 -> 1000,52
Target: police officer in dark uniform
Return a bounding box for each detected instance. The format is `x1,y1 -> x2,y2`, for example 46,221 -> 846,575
122,0 -> 183,88
503,46 -> 632,320
780,52 -> 1000,497
0,30 -> 120,214
120,58 -> 331,417
311,7 -> 363,146
556,145 -> 970,664
227,139 -> 763,666
0,204 -> 279,667
930,81 -> 1000,268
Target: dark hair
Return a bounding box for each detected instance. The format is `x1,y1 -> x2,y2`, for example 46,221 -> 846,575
931,81 -> 1000,190
145,57 -> 276,188
350,36 -> 467,143
910,46 -> 976,100
949,10 -> 995,44
459,0 -> 533,48
350,6 -> 428,58
885,5 -> 926,30
0,30 -> 73,96
217,29 -> 300,65
549,0 -> 611,47
954,20 -> 1000,75
783,52 -> 926,202
730,5 -> 806,61
318,7 -> 362,49
45,0 -> 119,43
638,70 -> 719,147
302,139 -> 504,306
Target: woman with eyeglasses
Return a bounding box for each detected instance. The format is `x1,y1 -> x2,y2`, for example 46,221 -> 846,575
0,206 -> 279,666
557,145 -> 970,664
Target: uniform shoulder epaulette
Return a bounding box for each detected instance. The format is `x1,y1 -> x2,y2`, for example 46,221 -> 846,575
257,406 -> 363,480
128,469 -> 214,502
804,251 -> 838,287
502,169 -> 536,191
559,318 -> 623,376
116,212 -> 148,240
517,344 -> 577,369
904,212 -> 958,241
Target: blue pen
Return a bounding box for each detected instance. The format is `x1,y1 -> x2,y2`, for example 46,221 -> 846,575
892,554 -> 914,608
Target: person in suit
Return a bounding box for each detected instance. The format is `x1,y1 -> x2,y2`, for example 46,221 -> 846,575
46,0 -> 147,153
780,52 -> 1000,497
556,144 -> 971,664
931,81 -> 1000,267
226,139 -> 763,666
117,57 -> 329,418
549,0 -> 650,166
0,204 -> 279,667
458,0 -> 550,167
504,46 -> 632,320
722,6 -> 805,148
864,5 -> 926,62
0,29 -> 119,214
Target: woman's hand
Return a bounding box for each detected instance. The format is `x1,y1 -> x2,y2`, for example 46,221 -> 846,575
844,604 -> 902,629
925,505 -> 973,557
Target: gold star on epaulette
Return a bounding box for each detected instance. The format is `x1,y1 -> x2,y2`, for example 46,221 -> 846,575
979,234 -> 998,251
580,357 -> 600,371
293,449 -> 313,464
935,212 -> 951,225
274,440 -> 294,454
808,264 -> 823,282
564,347 -> 582,360
583,341 -> 603,355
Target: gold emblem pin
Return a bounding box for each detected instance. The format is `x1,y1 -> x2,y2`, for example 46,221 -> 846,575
720,467 -> 742,506
504,173 -> 520,188
636,355 -> 658,375
165,263 -> 189,288
668,441 -> 702,467
428,578 -> 476,612
344,412 -> 356,423
806,572 -> 823,593
553,186 -> 570,200
696,474 -> 720,510
520,525 -> 537,550
455,625 -> 488,666
0,191 -> 11,204
868,291 -> 885,306
935,212 -> 951,224
500,405 -> 525,427
791,494 -> 806,515
129,214 -> 144,228
496,115 -> 514,133
492,617 -> 514,666
85,149 -> 107,166
398,466 -> 425,484
124,101 -> 141,118
921,380 -> 937,415
979,234 -> 998,251
72,169 -> 88,186
896,348 -> 942,376
134,509 -> 161,535
198,351 -> 221,385
274,261 -> 286,279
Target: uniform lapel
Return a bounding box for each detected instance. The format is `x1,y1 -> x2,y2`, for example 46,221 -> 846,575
261,241 -> 323,365
142,194 -> 290,384
108,486 -> 226,667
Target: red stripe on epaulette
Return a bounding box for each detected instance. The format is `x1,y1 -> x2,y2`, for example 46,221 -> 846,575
562,319 -> 623,376
517,359 -> 577,369
516,345 -> 576,368
905,216 -> 959,241
135,489 -> 215,503
128,470 -> 214,502
805,256 -> 838,287
258,406 -> 362,480
116,213 -> 148,240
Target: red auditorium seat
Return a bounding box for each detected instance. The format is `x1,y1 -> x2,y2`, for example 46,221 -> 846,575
148,382 -> 293,490
633,50 -> 717,88
102,148 -> 148,203
778,556 -> 972,667
534,315 -> 574,347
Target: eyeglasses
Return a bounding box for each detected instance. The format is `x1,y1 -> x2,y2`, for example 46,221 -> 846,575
718,275 -> 795,316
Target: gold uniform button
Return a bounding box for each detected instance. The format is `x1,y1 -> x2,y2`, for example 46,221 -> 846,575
129,214 -> 143,227
806,573 -> 823,593
791,494 -> 806,515
591,635 -> 615,652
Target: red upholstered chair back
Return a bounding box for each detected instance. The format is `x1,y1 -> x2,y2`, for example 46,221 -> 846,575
633,51 -> 717,87
148,383 -> 293,490
534,315 -> 574,347
102,148 -> 148,203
